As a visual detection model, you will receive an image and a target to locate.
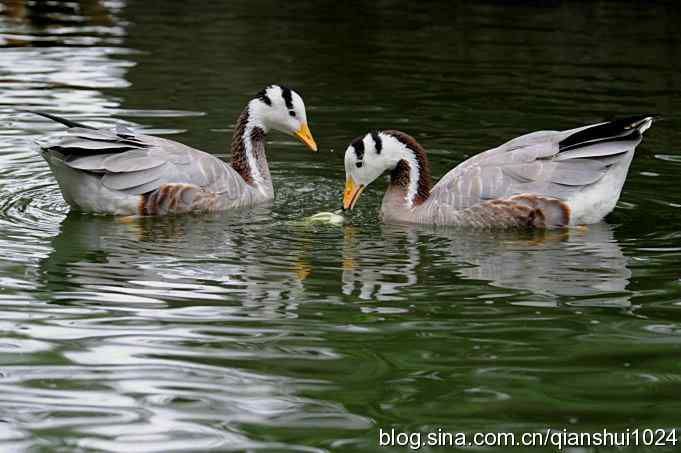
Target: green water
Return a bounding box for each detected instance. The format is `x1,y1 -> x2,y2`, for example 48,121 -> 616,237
1,1 -> 681,451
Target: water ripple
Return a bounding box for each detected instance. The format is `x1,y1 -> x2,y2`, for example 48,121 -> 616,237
1,0 -> 681,451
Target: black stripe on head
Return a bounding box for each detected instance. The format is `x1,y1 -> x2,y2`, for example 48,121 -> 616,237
281,86 -> 294,110
351,136 -> 365,160
371,131 -> 382,154
256,87 -> 272,106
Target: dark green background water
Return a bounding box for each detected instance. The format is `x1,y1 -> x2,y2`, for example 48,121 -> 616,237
1,1 -> 681,451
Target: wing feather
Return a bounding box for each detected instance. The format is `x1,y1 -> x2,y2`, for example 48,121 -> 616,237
41,124 -> 248,197
101,149 -> 167,172
65,153 -> 117,171
101,164 -> 168,191
431,116 -> 654,208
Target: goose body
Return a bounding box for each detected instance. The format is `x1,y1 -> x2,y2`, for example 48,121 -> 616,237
32,85 -> 317,216
343,116 -> 655,228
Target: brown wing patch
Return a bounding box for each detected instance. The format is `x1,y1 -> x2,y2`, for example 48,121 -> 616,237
466,194 -> 570,229
139,183 -> 206,216
481,199 -> 543,228
507,194 -> 571,227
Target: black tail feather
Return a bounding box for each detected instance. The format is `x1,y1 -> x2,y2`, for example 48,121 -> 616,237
19,109 -> 95,129
559,114 -> 657,152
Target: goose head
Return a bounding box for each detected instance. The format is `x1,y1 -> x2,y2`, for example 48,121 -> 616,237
250,84 -> 317,151
343,130 -> 431,210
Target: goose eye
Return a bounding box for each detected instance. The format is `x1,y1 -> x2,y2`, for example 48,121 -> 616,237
356,161 -> 363,168
289,110 -> 296,117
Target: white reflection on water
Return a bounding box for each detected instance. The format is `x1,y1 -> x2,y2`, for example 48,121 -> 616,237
342,222 -> 631,307
39,211 -> 315,309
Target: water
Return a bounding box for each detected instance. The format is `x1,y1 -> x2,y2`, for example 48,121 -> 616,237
1,1 -> 681,451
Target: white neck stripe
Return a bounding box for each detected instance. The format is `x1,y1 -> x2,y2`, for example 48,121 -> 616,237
245,102 -> 268,196
384,135 -> 421,208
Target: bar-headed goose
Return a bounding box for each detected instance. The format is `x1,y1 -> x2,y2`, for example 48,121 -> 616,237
342,116 -> 656,228
29,84 -> 317,216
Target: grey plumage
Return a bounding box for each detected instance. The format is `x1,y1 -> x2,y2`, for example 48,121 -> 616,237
52,128 -> 234,196
429,116 -> 652,210
27,85 -> 318,215
374,115 -> 656,227
31,111 -> 260,214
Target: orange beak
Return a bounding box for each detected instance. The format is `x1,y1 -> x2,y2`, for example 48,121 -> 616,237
295,123 -> 318,152
343,177 -> 365,211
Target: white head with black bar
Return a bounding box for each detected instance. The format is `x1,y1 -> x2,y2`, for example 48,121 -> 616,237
248,84 -> 317,151
342,130 -> 431,211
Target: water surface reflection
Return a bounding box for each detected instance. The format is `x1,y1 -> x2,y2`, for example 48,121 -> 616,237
2,0 -> 681,451
40,209 -> 315,306
342,223 -> 631,308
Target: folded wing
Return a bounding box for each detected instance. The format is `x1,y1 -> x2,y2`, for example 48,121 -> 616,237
430,115 -> 655,208
40,125 -> 247,197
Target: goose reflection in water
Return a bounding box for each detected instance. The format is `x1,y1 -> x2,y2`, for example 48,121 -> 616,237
36,212 -> 374,448
341,222 -> 632,307
39,209 -> 310,312
42,209 -> 631,311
